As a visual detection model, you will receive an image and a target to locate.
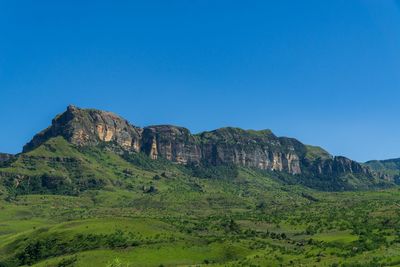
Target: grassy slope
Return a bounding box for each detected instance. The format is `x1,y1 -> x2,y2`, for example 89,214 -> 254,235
0,138 -> 399,266
365,158 -> 400,178
305,145 -> 332,161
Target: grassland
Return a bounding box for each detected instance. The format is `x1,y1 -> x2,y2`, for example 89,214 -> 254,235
0,137 -> 399,266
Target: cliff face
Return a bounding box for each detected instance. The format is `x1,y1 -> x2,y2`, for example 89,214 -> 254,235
197,128 -> 304,174
141,125 -> 202,164
23,106 -> 374,179
140,127 -> 304,173
304,156 -> 373,177
24,105 -> 142,153
0,153 -> 13,162
364,158 -> 400,182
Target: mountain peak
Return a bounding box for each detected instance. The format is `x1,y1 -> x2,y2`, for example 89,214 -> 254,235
67,104 -> 77,111
21,106 -> 381,187
23,106 -> 142,153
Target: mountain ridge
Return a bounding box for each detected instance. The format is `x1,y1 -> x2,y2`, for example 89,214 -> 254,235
0,153 -> 14,166
365,158 -> 400,182
18,105 -> 389,191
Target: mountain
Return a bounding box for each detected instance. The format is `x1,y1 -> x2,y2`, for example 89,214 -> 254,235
0,153 -> 13,162
0,105 -> 399,267
1,105 -> 387,193
23,105 -> 374,177
365,158 -> 400,182
0,153 -> 14,168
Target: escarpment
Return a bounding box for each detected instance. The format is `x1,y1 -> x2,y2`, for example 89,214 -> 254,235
197,128 -> 304,174
0,153 -> 13,163
141,125 -> 202,164
22,105 -> 375,180
304,156 -> 373,177
24,105 -> 142,153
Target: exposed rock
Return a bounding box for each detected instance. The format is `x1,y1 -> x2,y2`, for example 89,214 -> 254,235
142,125 -> 202,164
364,158 -> 400,183
23,105 -> 142,153
0,153 -> 13,162
22,105 -> 376,180
142,185 -> 157,193
304,156 -> 372,176
197,128 -> 304,174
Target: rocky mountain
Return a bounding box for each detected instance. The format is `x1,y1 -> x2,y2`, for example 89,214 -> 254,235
23,105 -> 143,153
22,105 -> 378,187
365,158 -> 400,182
0,153 -> 13,162
365,158 -> 400,172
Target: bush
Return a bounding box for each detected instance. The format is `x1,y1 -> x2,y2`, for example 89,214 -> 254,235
11,230 -> 137,266
186,163 -> 239,180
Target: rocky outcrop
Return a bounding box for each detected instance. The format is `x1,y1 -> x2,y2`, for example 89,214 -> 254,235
0,153 -> 13,162
305,156 -> 373,177
364,158 -> 400,183
139,127 -> 305,174
23,106 -> 375,179
24,105 -> 142,153
197,128 -> 304,174
141,125 -> 202,164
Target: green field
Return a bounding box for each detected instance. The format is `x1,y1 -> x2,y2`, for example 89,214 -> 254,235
1,137 -> 400,266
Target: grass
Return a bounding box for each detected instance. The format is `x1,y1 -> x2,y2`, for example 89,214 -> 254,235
0,138 -> 400,266
313,231 -> 359,243
305,145 -> 332,161
32,242 -> 249,267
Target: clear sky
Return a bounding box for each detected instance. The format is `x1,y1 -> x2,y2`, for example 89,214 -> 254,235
0,1 -> 399,162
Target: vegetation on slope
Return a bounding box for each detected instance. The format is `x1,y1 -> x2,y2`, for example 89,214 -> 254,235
0,137 -> 399,266
365,158 -> 400,182
305,145 -> 332,161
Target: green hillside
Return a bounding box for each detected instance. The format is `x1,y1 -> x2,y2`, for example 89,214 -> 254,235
365,158 -> 400,181
0,138 -> 399,266
305,145 -> 332,161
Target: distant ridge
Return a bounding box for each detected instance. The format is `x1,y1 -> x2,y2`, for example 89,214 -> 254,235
19,105 -> 389,190
365,158 -> 400,182
0,153 -> 13,162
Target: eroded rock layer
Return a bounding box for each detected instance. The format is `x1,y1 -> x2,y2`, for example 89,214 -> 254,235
23,105 -> 373,178
0,153 -> 13,162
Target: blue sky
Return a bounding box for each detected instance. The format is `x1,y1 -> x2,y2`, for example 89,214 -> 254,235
0,1 -> 399,162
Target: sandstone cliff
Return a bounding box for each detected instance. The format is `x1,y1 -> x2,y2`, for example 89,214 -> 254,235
24,105 -> 142,153
304,156 -> 373,177
197,128 -> 304,174
23,106 -> 374,180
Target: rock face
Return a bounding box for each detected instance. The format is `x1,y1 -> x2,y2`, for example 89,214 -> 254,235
364,158 -> 400,183
24,105 -> 142,153
305,156 -> 373,177
198,128 -> 304,174
141,125 -> 202,164
23,106 -> 374,179
0,153 -> 13,162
